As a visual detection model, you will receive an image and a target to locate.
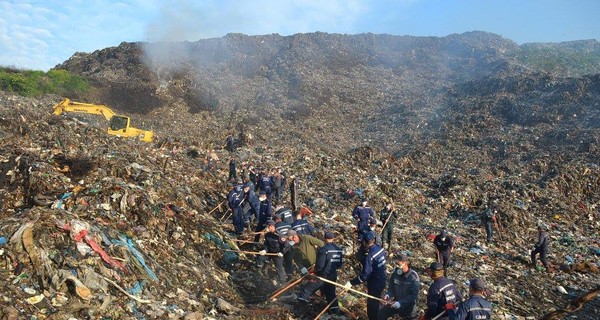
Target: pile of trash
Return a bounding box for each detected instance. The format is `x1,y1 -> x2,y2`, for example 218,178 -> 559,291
1,91 -> 598,319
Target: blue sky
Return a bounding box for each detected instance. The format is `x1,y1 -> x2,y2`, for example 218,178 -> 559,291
1,0 -> 598,71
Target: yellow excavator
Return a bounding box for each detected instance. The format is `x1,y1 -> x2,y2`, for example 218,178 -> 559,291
52,98 -> 154,142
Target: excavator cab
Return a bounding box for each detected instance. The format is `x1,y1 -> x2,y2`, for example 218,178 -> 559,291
109,115 -> 130,132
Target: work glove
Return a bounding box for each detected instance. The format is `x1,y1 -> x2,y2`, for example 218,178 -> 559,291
391,301 -> 401,309
288,240 -> 295,246
383,294 -> 390,301
258,250 -> 266,256
300,267 -> 308,275
277,252 -> 284,257
444,303 -> 455,310
343,281 -> 352,289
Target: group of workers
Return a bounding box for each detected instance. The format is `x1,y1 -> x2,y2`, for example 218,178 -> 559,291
224,165 -> 550,320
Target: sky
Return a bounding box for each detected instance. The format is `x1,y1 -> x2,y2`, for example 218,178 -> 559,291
1,0 -> 599,71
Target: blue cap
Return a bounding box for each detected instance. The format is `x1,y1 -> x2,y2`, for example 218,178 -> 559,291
364,231 -> 376,241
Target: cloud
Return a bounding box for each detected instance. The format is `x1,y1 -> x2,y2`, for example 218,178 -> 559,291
0,0 -> 159,70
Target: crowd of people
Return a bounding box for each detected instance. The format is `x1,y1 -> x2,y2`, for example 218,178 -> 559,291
224,162 -> 549,320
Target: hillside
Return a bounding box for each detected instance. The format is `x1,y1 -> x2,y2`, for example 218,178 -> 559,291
0,31 -> 599,319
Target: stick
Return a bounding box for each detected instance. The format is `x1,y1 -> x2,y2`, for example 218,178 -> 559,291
230,239 -> 263,245
436,249 -> 441,264
208,201 -> 225,216
380,211 -> 392,235
102,276 -> 151,304
220,248 -> 278,256
313,288 -> 348,320
315,276 -> 392,304
432,310 -> 447,320
270,276 -> 306,300
220,209 -> 232,222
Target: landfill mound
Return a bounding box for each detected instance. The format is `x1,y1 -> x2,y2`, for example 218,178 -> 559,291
1,31 -> 600,319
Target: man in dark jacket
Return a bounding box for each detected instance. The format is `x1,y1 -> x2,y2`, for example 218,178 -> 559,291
449,278 -> 491,320
228,158 -> 236,181
258,171 -> 274,200
274,205 -> 294,224
377,253 -> 419,320
243,183 -> 260,225
253,191 -> 271,242
423,262 -> 462,320
272,168 -> 284,203
379,202 -> 398,250
482,207 -> 497,243
353,198 -> 374,241
227,179 -> 246,235
531,224 -> 550,272
257,220 -> 287,285
434,229 -> 454,271
345,231 -> 387,320
291,211 -> 315,235
274,215 -> 294,276
296,231 -> 343,315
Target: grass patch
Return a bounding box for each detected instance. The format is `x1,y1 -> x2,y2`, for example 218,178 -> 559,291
0,67 -> 88,97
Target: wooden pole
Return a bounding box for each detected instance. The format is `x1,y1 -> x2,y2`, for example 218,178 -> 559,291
208,201 -> 225,216
432,310 -> 447,320
314,276 -> 392,305
380,216 -> 391,235
230,239 -> 262,245
219,248 -> 278,256
270,276 -> 305,301
313,288 -> 348,320
220,208 -> 232,221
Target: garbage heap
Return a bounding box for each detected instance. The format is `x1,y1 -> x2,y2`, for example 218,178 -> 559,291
0,92 -> 599,319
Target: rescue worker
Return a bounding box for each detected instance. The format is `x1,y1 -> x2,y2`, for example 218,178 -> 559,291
352,198 -> 374,241
228,157 -> 236,181
258,170 -> 274,200
531,224 -> 550,272
296,231 -> 344,316
434,229 -> 454,271
243,182 -> 260,228
274,205 -> 294,224
482,207 -> 497,243
253,191 -> 272,242
423,262 -> 462,320
449,278 -> 491,320
274,213 -> 292,236
206,149 -> 219,171
257,220 -> 287,285
378,253 -> 419,320
356,219 -> 382,262
287,230 -> 324,272
227,179 -> 246,235
248,165 -> 258,190
379,202 -> 398,250
272,168 -> 284,203
291,210 -> 315,235
344,231 -> 387,320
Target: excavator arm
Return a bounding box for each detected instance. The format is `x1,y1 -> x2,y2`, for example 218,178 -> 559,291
53,98 -> 116,121
52,98 -> 154,142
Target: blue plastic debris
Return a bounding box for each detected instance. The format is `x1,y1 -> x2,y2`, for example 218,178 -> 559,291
113,236 -> 158,282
